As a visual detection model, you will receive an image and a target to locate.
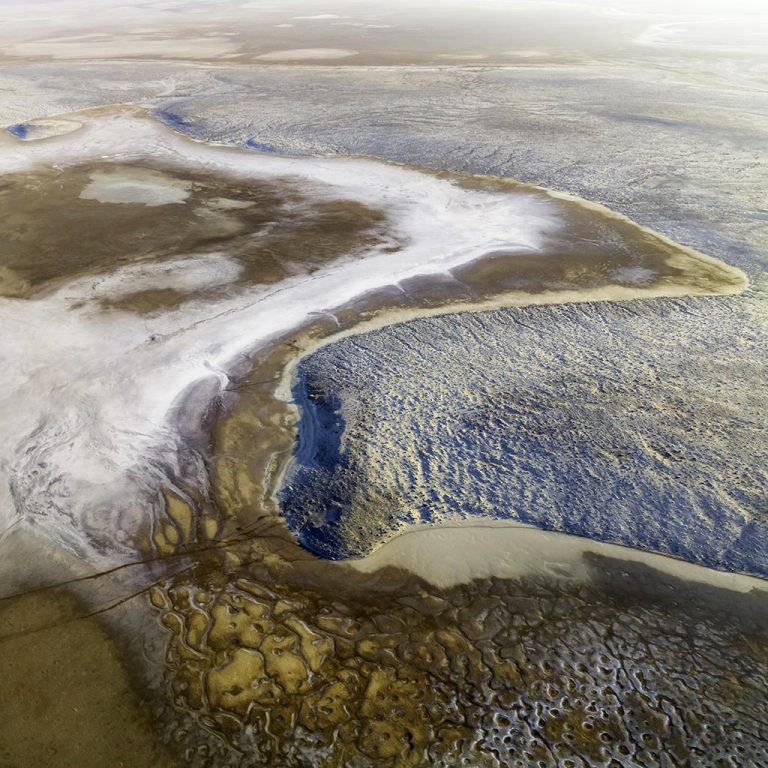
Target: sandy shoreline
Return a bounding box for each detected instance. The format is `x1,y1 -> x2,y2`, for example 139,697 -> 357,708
347,517 -> 768,593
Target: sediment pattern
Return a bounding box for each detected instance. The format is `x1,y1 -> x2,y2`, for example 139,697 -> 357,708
283,295 -> 768,574
152,552 -> 768,767
0,43 -> 765,767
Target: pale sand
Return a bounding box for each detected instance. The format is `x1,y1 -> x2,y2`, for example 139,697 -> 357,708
347,518 -> 768,593
506,49 -> 550,58
255,48 -> 358,61
5,35 -> 241,60
79,167 -> 191,207
436,53 -> 488,60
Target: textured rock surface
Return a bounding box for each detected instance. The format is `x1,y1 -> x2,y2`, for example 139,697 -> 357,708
283,293 -> 768,574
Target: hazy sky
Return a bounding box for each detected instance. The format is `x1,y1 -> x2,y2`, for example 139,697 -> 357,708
0,0 -> 765,60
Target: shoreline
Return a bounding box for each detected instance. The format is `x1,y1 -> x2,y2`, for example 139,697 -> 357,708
0,105 -> 750,568
345,517 -> 768,594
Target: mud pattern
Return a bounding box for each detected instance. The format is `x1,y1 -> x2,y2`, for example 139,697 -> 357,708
152,550 -> 768,768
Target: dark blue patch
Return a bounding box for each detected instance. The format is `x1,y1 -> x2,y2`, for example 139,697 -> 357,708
297,375 -> 346,473
245,138 -> 278,153
280,369 -> 352,559
151,108 -> 195,133
7,123 -> 29,139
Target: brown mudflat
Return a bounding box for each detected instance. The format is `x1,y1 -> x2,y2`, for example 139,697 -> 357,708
0,588 -> 179,768
0,161 -> 388,306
